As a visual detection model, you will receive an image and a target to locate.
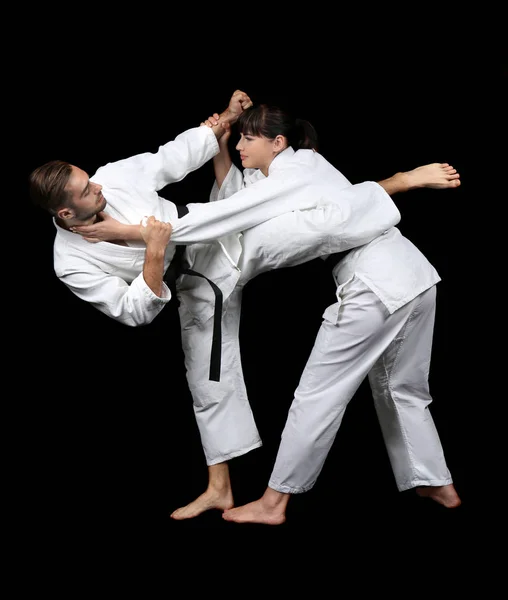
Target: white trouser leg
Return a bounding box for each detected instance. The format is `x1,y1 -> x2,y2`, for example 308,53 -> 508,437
367,285 -> 452,491
268,277 -> 447,494
178,287 -> 262,465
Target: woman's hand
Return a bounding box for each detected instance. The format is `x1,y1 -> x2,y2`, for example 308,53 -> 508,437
202,113 -> 232,147
70,212 -> 132,243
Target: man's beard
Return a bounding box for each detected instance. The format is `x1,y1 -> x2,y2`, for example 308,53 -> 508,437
75,197 -> 107,222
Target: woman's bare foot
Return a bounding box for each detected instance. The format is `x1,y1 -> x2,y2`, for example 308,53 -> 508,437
222,500 -> 286,525
416,483 -> 462,508
404,163 -> 461,190
222,487 -> 289,525
170,487 -> 234,520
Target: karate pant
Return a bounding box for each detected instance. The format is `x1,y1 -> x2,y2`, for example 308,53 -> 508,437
268,276 -> 452,493
178,206 -> 360,465
178,211 -> 451,492
179,286 -> 261,464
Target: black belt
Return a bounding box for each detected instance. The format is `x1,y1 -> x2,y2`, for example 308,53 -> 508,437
165,208 -> 353,382
164,205 -> 223,382
180,268 -> 223,383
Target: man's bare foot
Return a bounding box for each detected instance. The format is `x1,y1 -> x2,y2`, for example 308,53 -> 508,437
404,163 -> 461,190
416,483 -> 462,508
171,487 -> 234,520
171,462 -> 234,520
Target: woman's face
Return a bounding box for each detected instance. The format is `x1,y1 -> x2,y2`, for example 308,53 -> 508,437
235,132 -> 281,175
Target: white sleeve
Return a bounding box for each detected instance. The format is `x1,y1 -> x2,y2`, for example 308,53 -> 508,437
240,181 -> 402,270
59,260 -> 171,327
95,126 -> 219,193
170,167 -> 318,244
170,165 -> 400,246
209,164 -> 245,202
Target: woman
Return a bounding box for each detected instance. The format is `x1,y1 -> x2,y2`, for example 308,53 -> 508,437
182,104 -> 461,525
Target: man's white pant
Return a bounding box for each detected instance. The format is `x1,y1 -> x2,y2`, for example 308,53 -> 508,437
268,276 -> 452,493
179,287 -> 262,465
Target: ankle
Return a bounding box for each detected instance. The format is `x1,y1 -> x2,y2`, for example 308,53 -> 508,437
263,487 -> 290,510
207,480 -> 231,494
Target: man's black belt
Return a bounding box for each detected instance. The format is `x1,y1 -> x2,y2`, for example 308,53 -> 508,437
164,205 -> 223,383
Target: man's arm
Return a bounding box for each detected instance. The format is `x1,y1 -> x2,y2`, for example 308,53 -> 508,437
57,216 -> 174,327
204,90 -> 252,144
57,259 -> 171,328
69,213 -> 172,296
139,216 -> 173,297
92,90 -> 253,194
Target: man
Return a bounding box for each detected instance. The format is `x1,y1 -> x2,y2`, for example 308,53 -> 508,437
29,90 -> 254,327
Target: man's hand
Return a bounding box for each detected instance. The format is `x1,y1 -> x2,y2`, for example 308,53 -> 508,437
224,89 -> 253,123
201,90 -> 253,141
140,216 -> 173,298
140,216 -> 173,249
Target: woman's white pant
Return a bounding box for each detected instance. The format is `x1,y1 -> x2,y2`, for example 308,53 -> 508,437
268,276 -> 452,493
177,206 -> 452,492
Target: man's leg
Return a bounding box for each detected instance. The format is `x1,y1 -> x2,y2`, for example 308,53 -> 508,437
171,287 -> 262,520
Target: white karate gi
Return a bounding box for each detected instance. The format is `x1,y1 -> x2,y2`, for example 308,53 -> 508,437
183,148 -> 453,494
53,126 -> 396,327
51,126 -> 405,476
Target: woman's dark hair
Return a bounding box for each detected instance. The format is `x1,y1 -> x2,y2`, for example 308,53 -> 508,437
236,104 -> 318,151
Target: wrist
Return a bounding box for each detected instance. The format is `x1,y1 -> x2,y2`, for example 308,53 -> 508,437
123,223 -> 144,241
145,244 -> 167,259
218,137 -> 230,150
220,107 -> 238,125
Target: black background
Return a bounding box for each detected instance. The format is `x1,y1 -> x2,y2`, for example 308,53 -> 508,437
18,21 -> 503,561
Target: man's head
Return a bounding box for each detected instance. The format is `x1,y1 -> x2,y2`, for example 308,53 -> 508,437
29,161 -> 107,226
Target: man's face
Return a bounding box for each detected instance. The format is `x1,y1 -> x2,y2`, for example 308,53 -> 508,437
65,166 -> 107,223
